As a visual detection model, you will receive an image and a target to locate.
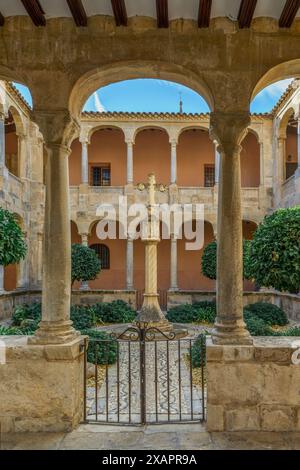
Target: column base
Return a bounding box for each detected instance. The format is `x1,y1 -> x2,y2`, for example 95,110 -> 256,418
28,320 -> 80,345
211,319 -> 253,345
169,287 -> 179,292
138,294 -> 166,321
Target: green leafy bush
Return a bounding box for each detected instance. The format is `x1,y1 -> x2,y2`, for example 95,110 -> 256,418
12,303 -> 41,327
249,207 -> 300,293
193,301 -> 217,323
0,325 -> 24,335
0,208 -> 27,266
70,305 -> 96,330
81,329 -> 118,365
71,243 -> 101,286
280,327 -> 300,336
191,334 -> 206,368
166,304 -> 195,323
201,239 -> 252,280
166,302 -> 216,324
244,302 -> 288,326
244,314 -> 274,336
93,300 -> 136,324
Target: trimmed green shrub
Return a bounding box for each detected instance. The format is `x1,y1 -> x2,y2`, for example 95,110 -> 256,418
81,329 -> 118,365
244,302 -> 288,326
166,302 -> 216,324
70,305 -> 96,330
280,327 -> 300,336
0,208 -> 27,266
191,334 -> 206,368
93,300 -> 136,324
12,303 -> 41,327
201,239 -> 252,280
249,207 -> 300,294
166,304 -> 195,323
244,314 -> 274,336
71,243 -> 101,286
193,301 -> 217,323
0,325 -> 24,335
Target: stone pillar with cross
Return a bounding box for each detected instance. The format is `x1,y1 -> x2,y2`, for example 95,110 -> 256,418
136,174 -> 171,331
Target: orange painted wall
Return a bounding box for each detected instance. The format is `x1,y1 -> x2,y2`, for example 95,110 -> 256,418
69,129 -> 127,186
133,129 -> 170,184
240,132 -> 260,187
88,222 -> 126,290
178,222 -> 215,291
177,129 -> 214,186
5,132 -> 19,177
4,264 -> 17,291
286,127 -> 298,163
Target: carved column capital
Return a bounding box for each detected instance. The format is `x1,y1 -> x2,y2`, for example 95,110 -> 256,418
210,111 -> 250,156
33,109 -> 80,148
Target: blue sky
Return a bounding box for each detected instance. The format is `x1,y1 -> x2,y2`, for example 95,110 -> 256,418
13,78 -> 294,114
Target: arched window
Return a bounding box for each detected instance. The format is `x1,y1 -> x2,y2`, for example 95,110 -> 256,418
90,243 -> 110,270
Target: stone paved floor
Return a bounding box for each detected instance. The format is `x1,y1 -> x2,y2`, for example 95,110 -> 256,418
1,424 -> 300,450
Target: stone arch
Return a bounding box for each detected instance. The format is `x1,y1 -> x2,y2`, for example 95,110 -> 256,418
87,124 -> 125,142
278,108 -> 298,180
177,124 -> 209,138
251,59 -> 300,101
133,124 -> 171,142
278,107 -> 296,138
69,61 -> 214,118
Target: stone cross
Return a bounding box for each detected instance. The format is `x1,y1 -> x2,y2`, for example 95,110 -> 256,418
148,173 -> 156,206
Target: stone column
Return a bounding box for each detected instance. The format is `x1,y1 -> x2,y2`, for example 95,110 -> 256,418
0,265 -> 5,293
210,112 -> 252,345
80,233 -> 90,290
126,141 -> 134,184
278,137 -> 286,183
81,140 -> 89,184
18,133 -> 28,179
170,140 -> 177,184
296,117 -> 300,177
126,238 -> 134,290
0,111 -> 6,172
170,236 -> 178,291
29,110 -> 79,345
214,141 -> 220,185
259,141 -> 264,186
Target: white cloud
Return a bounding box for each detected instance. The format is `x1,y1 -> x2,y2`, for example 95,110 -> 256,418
262,79 -> 293,99
93,91 -> 106,112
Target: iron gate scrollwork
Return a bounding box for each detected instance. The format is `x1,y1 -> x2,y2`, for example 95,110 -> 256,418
83,322 -> 206,425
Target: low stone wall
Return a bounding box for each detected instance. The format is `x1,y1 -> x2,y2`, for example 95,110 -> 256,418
167,290 -> 300,321
0,336 -> 84,433
0,291 -> 42,321
0,289 -> 136,320
206,337 -> 300,432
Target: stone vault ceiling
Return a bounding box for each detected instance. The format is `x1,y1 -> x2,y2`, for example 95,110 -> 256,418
0,1 -> 300,28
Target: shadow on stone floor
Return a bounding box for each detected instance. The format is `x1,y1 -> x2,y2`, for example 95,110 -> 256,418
1,425 -> 299,450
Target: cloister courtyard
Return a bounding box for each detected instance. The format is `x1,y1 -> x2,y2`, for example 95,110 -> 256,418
0,1 -> 300,454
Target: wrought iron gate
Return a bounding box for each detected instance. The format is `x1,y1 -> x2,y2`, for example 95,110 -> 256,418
83,323 -> 206,425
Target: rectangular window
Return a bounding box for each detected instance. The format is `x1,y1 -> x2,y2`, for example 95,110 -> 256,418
204,164 -> 215,187
90,164 -> 111,186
